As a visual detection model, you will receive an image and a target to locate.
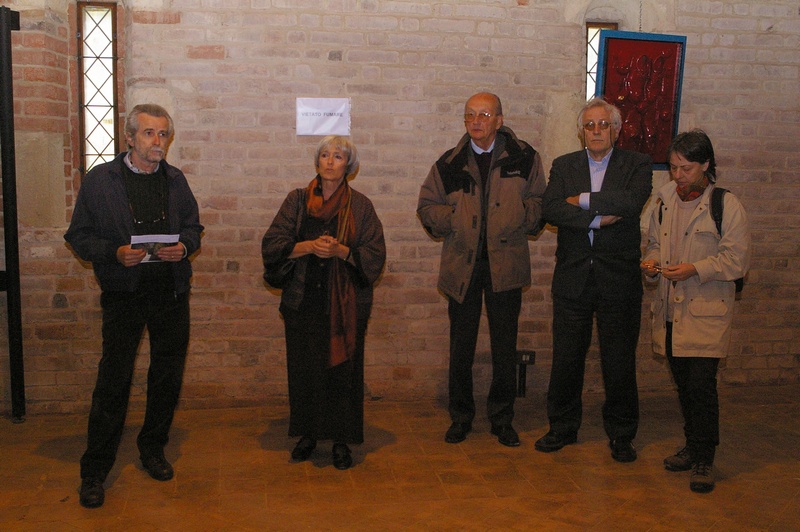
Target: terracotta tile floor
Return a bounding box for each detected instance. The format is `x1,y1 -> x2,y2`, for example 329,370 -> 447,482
2,384 -> 798,531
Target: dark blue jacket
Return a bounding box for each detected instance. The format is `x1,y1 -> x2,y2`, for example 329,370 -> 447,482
65,153 -> 203,293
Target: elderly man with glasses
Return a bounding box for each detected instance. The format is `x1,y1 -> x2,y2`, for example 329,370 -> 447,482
418,92 -> 546,447
534,97 -> 652,462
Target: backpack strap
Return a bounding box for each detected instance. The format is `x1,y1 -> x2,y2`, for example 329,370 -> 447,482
710,187 -> 728,236
657,197 -> 663,225
710,187 -> 744,293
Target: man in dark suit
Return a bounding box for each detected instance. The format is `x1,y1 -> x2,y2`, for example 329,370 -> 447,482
535,97 -> 652,462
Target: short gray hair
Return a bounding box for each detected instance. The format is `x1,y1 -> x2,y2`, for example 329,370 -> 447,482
314,135 -> 360,176
125,103 -> 175,141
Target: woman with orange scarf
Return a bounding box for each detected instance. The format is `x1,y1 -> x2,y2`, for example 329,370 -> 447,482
262,136 -> 386,470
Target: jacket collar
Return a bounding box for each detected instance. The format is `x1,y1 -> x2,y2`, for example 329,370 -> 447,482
445,126 -> 522,168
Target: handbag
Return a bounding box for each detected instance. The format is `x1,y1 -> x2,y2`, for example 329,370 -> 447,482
263,258 -> 296,289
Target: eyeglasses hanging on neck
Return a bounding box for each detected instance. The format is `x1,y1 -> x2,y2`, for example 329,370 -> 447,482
129,204 -> 166,225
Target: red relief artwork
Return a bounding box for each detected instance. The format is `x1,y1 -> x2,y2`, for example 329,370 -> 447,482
601,38 -> 684,166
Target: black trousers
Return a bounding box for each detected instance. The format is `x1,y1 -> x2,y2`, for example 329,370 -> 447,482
448,259 -> 521,426
547,272 -> 641,441
80,290 -> 190,481
666,322 -> 720,463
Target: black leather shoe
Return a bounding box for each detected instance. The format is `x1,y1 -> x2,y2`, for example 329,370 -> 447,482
534,430 -> 577,452
79,476 -> 104,508
610,439 -> 637,463
332,443 -> 353,470
491,424 -> 521,447
291,436 -> 316,462
141,453 -> 174,481
444,422 -> 472,444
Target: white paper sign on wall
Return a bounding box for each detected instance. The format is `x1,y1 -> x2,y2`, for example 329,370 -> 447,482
296,98 -> 351,136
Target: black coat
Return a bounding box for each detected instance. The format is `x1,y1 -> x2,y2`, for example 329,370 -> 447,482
64,153 -> 203,293
543,148 -> 652,301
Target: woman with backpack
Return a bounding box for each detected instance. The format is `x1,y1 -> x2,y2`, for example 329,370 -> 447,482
641,129 -> 751,493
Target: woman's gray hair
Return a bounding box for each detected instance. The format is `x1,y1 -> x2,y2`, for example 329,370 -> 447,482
577,97 -> 623,133
125,103 -> 175,141
314,135 -> 360,177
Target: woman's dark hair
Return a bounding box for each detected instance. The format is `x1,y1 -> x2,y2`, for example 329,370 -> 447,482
667,129 -> 717,183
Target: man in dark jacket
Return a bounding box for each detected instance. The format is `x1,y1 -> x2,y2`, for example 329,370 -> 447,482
65,104 -> 203,508
535,97 -> 652,462
418,92 -> 546,447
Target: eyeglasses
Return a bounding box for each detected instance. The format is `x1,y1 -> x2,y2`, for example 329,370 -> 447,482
130,205 -> 166,226
464,111 -> 497,122
583,120 -> 611,131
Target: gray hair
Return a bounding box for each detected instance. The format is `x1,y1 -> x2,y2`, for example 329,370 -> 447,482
314,135 -> 360,176
577,97 -> 622,133
125,103 -> 175,141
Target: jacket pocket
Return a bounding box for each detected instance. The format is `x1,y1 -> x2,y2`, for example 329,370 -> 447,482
681,297 -> 731,355
687,298 -> 729,318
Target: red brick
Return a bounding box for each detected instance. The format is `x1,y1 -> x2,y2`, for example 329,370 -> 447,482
187,45 -> 226,60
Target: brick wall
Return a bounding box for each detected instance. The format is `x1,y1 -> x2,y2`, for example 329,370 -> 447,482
0,0 -> 797,414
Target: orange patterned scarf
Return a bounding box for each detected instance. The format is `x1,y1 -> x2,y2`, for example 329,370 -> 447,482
676,176 -> 709,202
305,176 -> 357,368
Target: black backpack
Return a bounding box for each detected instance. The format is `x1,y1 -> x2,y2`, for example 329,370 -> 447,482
659,187 -> 744,293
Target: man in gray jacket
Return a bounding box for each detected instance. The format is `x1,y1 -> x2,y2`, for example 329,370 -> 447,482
417,92 -> 546,446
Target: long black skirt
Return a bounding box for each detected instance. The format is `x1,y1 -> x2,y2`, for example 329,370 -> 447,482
281,302 -> 370,444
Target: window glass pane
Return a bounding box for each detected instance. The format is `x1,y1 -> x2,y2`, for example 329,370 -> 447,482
586,23 -> 618,101
80,5 -> 116,173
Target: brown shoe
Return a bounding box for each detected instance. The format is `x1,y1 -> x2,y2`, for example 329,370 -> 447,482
690,462 -> 715,493
664,446 -> 695,472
